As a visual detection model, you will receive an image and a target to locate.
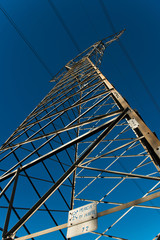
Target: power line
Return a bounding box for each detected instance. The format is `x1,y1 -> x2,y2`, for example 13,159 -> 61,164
0,4 -> 53,78
98,0 -> 160,221
99,0 -> 160,114
48,0 -> 81,53
79,0 -> 99,36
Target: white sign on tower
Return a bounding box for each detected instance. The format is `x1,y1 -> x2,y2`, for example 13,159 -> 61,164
67,203 -> 98,238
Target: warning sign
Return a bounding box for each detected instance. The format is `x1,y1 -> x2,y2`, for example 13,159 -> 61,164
67,203 -> 97,238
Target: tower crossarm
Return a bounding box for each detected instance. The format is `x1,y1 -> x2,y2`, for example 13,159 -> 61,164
50,29 -> 125,83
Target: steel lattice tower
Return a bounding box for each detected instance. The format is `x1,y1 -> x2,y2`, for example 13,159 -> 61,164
1,30 -> 160,240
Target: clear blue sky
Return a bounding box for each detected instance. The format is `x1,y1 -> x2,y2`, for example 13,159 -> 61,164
0,0 -> 160,239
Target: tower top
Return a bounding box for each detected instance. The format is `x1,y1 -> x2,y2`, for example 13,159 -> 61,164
50,29 -> 125,82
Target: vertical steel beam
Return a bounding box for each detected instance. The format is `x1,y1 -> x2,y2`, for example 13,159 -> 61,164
2,169 -> 20,239
0,175 -> 16,199
87,57 -> 160,171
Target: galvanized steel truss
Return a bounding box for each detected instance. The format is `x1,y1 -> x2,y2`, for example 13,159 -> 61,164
0,30 -> 160,240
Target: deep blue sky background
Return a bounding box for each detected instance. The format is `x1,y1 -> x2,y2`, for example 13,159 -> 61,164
0,1 -> 160,239
0,0 -> 160,146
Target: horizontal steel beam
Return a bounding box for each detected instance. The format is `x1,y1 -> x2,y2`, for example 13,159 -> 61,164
87,57 -> 160,170
4,108 -> 128,239
77,165 -> 160,181
1,108 -> 124,183
2,109 -> 120,150
13,190 -> 160,240
81,136 -> 144,166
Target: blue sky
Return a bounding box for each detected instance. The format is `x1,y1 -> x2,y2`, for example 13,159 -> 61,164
0,1 -> 160,239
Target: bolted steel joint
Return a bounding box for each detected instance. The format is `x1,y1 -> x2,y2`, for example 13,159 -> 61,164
2,233 -> 16,240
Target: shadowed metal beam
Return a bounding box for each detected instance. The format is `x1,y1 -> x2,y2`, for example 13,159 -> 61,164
4,108 -> 128,239
0,109 -> 125,182
11,190 -> 160,240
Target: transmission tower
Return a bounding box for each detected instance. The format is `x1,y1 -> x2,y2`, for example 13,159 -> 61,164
1,30 -> 160,240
